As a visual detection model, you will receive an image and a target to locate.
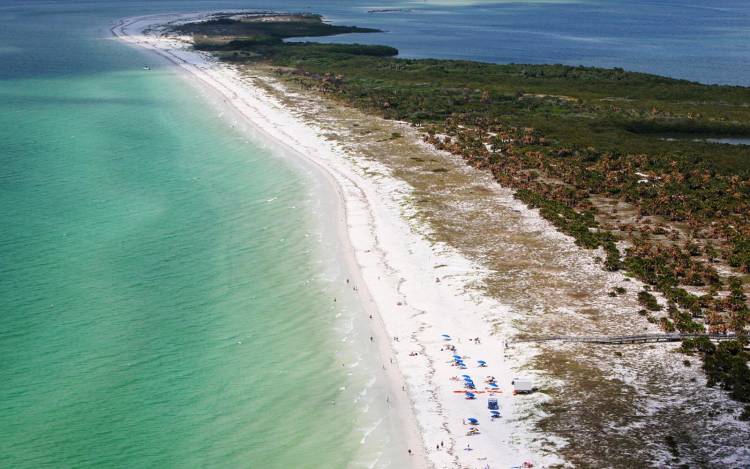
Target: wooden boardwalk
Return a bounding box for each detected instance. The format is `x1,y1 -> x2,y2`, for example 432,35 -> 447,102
509,333 -> 738,345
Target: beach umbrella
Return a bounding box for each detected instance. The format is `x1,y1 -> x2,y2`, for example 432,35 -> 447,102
477,360 -> 486,364
468,418 -> 479,425
487,382 -> 498,388
462,374 -> 471,378
441,334 -> 451,340
453,355 -> 462,359
465,392 -> 476,399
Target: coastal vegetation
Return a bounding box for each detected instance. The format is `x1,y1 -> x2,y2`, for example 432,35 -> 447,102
177,13 -> 380,42
176,14 -> 750,407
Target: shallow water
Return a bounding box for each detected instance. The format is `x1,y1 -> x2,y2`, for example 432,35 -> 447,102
705,137 -> 750,145
661,136 -> 750,145
0,2 -> 400,467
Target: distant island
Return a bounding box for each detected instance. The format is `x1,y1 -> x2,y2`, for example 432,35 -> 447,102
367,8 -> 412,14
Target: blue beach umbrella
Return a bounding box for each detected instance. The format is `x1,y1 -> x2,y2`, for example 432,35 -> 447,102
465,392 -> 476,399
487,382 -> 498,388
462,375 -> 471,378
467,418 -> 479,425
477,360 -> 487,364
453,355 -> 462,359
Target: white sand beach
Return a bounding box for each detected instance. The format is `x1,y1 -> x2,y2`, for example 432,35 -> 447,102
112,12 -> 559,469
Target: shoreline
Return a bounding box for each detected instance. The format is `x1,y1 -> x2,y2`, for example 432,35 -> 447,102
112,12 -> 552,468
111,13 -> 430,468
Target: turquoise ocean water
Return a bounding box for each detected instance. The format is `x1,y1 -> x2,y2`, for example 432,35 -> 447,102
0,2 -> 402,467
1,0 -> 749,467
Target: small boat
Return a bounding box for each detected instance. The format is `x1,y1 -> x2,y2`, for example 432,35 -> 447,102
143,66 -> 151,70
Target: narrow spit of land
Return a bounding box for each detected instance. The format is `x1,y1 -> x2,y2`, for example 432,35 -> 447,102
134,11 -> 749,467
173,9 -> 750,404
241,62 -> 750,467
116,13 -> 561,469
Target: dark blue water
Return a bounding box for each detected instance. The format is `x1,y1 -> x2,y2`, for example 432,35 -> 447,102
314,0 -> 750,86
2,0 -> 748,84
